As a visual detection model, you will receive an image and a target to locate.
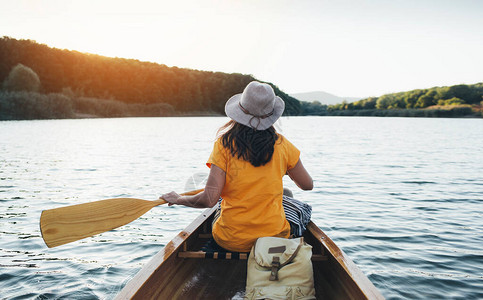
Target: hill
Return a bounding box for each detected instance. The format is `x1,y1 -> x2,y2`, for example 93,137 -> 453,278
0,37 -> 301,120
1,37 -> 480,120
290,91 -> 361,105
329,83 -> 483,110
325,83 -> 483,118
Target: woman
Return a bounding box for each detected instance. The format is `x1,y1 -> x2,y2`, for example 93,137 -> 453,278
161,81 -> 313,252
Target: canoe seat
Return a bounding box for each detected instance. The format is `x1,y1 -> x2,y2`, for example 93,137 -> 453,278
177,234 -> 328,261
178,237 -> 250,260
178,251 -> 249,260
178,250 -> 327,261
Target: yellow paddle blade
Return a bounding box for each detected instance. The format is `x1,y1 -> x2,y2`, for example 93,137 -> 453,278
40,189 -> 203,248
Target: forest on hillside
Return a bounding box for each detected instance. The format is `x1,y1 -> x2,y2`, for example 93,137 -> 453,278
325,83 -> 483,117
0,37 -> 481,120
0,37 -> 301,120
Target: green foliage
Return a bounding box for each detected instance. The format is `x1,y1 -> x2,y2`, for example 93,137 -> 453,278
300,101 -> 328,115
2,63 -> 40,92
1,36 -> 479,120
0,90 -> 176,120
350,97 -> 377,110
325,107 -> 475,118
0,91 -> 74,119
415,94 -> 434,108
437,97 -> 465,106
376,94 -> 398,109
0,37 -> 301,119
328,82 -> 482,115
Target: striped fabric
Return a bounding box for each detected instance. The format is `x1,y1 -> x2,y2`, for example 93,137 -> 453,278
282,195 -> 312,237
213,196 -> 312,238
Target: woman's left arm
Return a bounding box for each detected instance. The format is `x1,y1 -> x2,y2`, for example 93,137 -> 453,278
161,164 -> 225,208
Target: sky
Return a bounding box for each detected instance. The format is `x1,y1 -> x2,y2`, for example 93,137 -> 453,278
1,0 -> 482,98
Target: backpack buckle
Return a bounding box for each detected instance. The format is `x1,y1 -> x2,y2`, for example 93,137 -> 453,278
270,256 -> 281,281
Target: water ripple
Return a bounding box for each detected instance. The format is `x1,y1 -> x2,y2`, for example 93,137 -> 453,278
1,117 -> 483,299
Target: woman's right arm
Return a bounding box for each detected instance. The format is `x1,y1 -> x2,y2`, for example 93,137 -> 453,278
287,159 -> 313,190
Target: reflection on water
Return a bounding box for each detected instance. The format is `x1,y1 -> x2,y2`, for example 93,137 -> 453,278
1,117 -> 482,299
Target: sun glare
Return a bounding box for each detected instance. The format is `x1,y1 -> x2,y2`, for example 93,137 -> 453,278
1,0 -> 482,96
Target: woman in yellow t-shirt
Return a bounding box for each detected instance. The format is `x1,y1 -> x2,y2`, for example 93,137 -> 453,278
161,81 -> 313,252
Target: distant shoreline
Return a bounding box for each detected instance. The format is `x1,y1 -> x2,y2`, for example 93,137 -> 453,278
1,89 -> 480,121
322,107 -> 482,118
2,111 -> 480,121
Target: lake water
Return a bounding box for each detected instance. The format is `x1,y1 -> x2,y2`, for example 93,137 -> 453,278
1,116 -> 482,299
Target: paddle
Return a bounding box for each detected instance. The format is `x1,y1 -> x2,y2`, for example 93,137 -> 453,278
40,188 -> 204,248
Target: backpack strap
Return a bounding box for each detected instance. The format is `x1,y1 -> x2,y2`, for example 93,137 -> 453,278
279,238 -> 304,268
269,256 -> 281,281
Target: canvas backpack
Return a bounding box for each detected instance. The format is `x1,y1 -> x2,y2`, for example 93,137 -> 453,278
244,236 -> 316,300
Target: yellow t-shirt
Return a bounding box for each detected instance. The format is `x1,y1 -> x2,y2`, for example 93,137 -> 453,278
206,134 -> 300,252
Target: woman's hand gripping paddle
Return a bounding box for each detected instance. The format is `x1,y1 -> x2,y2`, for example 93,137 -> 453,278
40,189 -> 203,248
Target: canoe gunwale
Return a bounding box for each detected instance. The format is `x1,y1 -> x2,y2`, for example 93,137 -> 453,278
307,222 -> 384,299
115,206 -> 217,300
116,206 -> 384,299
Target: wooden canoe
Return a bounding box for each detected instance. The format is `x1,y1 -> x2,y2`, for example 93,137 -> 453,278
116,206 -> 384,299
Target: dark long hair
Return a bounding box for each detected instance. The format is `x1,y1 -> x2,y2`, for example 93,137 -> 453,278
217,120 -> 279,167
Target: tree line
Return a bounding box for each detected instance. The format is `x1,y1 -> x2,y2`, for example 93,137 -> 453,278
327,83 -> 483,117
1,36 -> 481,120
0,36 -> 301,120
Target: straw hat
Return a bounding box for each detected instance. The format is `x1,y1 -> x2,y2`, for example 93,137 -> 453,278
225,81 -> 285,130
